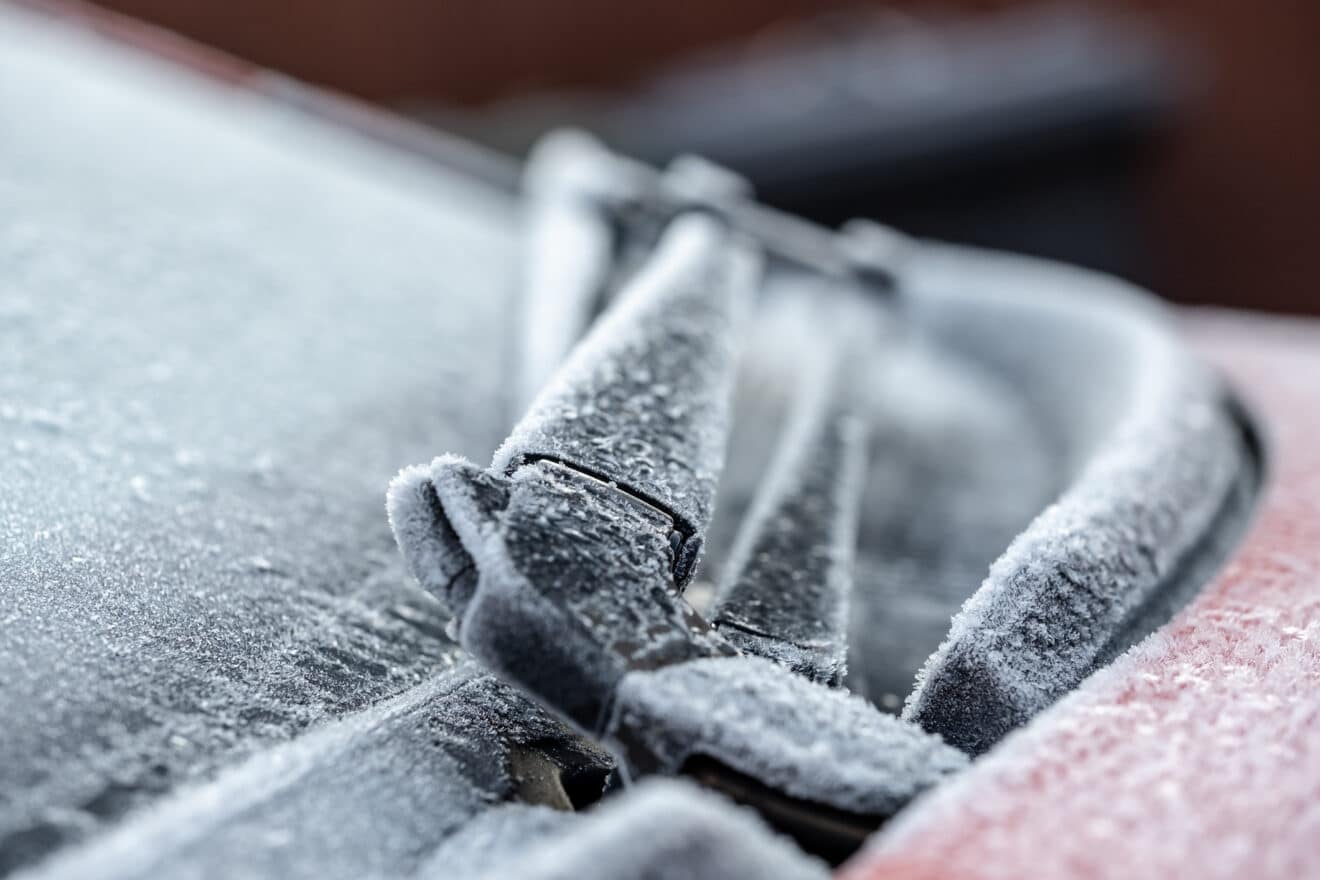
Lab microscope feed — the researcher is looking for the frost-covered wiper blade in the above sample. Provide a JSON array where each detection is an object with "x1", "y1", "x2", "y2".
[
  {"x1": 709, "y1": 309, "x2": 874, "y2": 688},
  {"x1": 392, "y1": 214, "x2": 753, "y2": 734},
  {"x1": 390, "y1": 172, "x2": 964, "y2": 861}
]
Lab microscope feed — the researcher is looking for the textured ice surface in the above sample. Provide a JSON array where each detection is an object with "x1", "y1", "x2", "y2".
[
  {"x1": 494, "y1": 214, "x2": 758, "y2": 533},
  {"x1": 0, "y1": 8, "x2": 515, "y2": 872},
  {"x1": 440, "y1": 456, "x2": 734, "y2": 733},
  {"x1": 470, "y1": 780, "x2": 831, "y2": 880},
  {"x1": 20, "y1": 664, "x2": 607, "y2": 880},
  {"x1": 610, "y1": 656, "x2": 968, "y2": 817}
]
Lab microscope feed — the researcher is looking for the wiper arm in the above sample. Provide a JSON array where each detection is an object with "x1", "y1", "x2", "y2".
[{"x1": 388, "y1": 138, "x2": 963, "y2": 865}]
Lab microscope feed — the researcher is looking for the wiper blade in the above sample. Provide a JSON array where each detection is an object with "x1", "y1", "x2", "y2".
[
  {"x1": 710, "y1": 311, "x2": 874, "y2": 688},
  {"x1": 393, "y1": 215, "x2": 752, "y2": 736},
  {"x1": 389, "y1": 146, "x2": 964, "y2": 862}
]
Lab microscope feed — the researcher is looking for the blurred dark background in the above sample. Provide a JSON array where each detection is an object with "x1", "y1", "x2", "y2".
[{"x1": 83, "y1": 0, "x2": 1320, "y2": 314}]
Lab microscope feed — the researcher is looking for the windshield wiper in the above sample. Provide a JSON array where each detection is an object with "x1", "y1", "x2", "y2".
[{"x1": 388, "y1": 137, "x2": 964, "y2": 864}]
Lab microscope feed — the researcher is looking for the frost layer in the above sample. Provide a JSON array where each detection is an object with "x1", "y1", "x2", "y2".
[
  {"x1": 610, "y1": 656, "x2": 968, "y2": 817},
  {"x1": 0, "y1": 7, "x2": 516, "y2": 871},
  {"x1": 494, "y1": 213, "x2": 758, "y2": 533}
]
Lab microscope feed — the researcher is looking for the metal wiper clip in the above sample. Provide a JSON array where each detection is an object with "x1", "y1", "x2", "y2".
[{"x1": 389, "y1": 134, "x2": 965, "y2": 863}]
